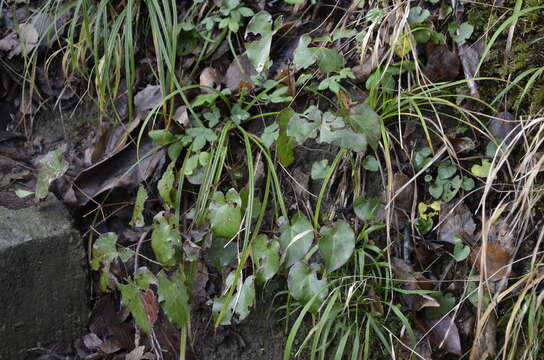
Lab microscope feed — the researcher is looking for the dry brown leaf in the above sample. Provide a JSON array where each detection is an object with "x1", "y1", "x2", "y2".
[
  {"x1": 439, "y1": 202, "x2": 476, "y2": 244},
  {"x1": 225, "y1": 53, "x2": 257, "y2": 91},
  {"x1": 419, "y1": 315, "x2": 462, "y2": 356},
  {"x1": 391, "y1": 257, "x2": 439, "y2": 312},
  {"x1": 173, "y1": 105, "x2": 189, "y2": 127},
  {"x1": 67, "y1": 136, "x2": 165, "y2": 206},
  {"x1": 139, "y1": 288, "x2": 159, "y2": 325},
  {"x1": 424, "y1": 43, "x2": 460, "y2": 83},
  {"x1": 471, "y1": 243, "x2": 510, "y2": 283},
  {"x1": 199, "y1": 66, "x2": 220, "y2": 93},
  {"x1": 471, "y1": 313, "x2": 497, "y2": 360},
  {"x1": 488, "y1": 111, "x2": 516, "y2": 140},
  {"x1": 134, "y1": 85, "x2": 162, "y2": 113}
]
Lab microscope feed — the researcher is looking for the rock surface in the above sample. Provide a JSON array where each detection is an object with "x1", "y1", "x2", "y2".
[{"x1": 0, "y1": 195, "x2": 87, "y2": 359}]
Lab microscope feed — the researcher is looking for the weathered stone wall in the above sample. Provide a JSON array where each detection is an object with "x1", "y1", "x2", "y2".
[{"x1": 0, "y1": 195, "x2": 88, "y2": 359}]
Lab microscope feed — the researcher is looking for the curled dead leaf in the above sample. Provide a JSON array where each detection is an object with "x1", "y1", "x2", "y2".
[
  {"x1": 391, "y1": 257, "x2": 439, "y2": 312},
  {"x1": 418, "y1": 314, "x2": 462, "y2": 356},
  {"x1": 439, "y1": 202, "x2": 476, "y2": 244}
]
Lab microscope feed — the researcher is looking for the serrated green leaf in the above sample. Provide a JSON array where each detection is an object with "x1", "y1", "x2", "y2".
[
  {"x1": 413, "y1": 147, "x2": 432, "y2": 171},
  {"x1": 461, "y1": 176, "x2": 475, "y2": 191},
  {"x1": 157, "y1": 271, "x2": 189, "y2": 329},
  {"x1": 15, "y1": 189, "x2": 33, "y2": 198},
  {"x1": 151, "y1": 213, "x2": 181, "y2": 267},
  {"x1": 287, "y1": 262, "x2": 328, "y2": 313},
  {"x1": 261, "y1": 123, "x2": 279, "y2": 148},
  {"x1": 424, "y1": 293, "x2": 456, "y2": 319},
  {"x1": 429, "y1": 182, "x2": 443, "y2": 198},
  {"x1": 312, "y1": 47, "x2": 344, "y2": 73},
  {"x1": 208, "y1": 189, "x2": 242, "y2": 238},
  {"x1": 35, "y1": 145, "x2": 68, "y2": 200},
  {"x1": 158, "y1": 161, "x2": 175, "y2": 206},
  {"x1": 408, "y1": 6, "x2": 430, "y2": 24},
  {"x1": 319, "y1": 221, "x2": 355, "y2": 272},
  {"x1": 91, "y1": 232, "x2": 118, "y2": 271},
  {"x1": 234, "y1": 275, "x2": 255, "y2": 320},
  {"x1": 252, "y1": 235, "x2": 280, "y2": 283},
  {"x1": 149, "y1": 129, "x2": 176, "y2": 145},
  {"x1": 279, "y1": 212, "x2": 314, "y2": 268},
  {"x1": 441, "y1": 175, "x2": 462, "y2": 203},
  {"x1": 353, "y1": 197, "x2": 379, "y2": 222},
  {"x1": 287, "y1": 114, "x2": 318, "y2": 144},
  {"x1": 293, "y1": 34, "x2": 316, "y2": 69},
  {"x1": 119, "y1": 281, "x2": 152, "y2": 333},
  {"x1": 130, "y1": 185, "x2": 148, "y2": 227}
]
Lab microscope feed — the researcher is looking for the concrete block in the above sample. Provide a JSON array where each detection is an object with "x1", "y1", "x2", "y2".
[{"x1": 0, "y1": 196, "x2": 88, "y2": 359}]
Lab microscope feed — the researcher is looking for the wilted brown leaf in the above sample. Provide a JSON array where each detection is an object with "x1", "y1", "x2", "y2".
[
  {"x1": 471, "y1": 243, "x2": 510, "y2": 284},
  {"x1": 471, "y1": 313, "x2": 497, "y2": 360},
  {"x1": 200, "y1": 66, "x2": 220, "y2": 93},
  {"x1": 458, "y1": 39, "x2": 485, "y2": 98},
  {"x1": 488, "y1": 111, "x2": 516, "y2": 140},
  {"x1": 439, "y1": 202, "x2": 476, "y2": 244},
  {"x1": 67, "y1": 136, "x2": 164, "y2": 206},
  {"x1": 139, "y1": 288, "x2": 159, "y2": 325},
  {"x1": 424, "y1": 43, "x2": 460, "y2": 83},
  {"x1": 396, "y1": 328, "x2": 432, "y2": 360},
  {"x1": 391, "y1": 257, "x2": 439, "y2": 312},
  {"x1": 134, "y1": 85, "x2": 162, "y2": 113},
  {"x1": 225, "y1": 53, "x2": 257, "y2": 91},
  {"x1": 418, "y1": 314, "x2": 462, "y2": 356}
]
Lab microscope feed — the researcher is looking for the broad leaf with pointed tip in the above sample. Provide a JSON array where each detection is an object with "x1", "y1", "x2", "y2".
[
  {"x1": 151, "y1": 212, "x2": 181, "y2": 267},
  {"x1": 35, "y1": 145, "x2": 68, "y2": 200},
  {"x1": 208, "y1": 189, "x2": 242, "y2": 238},
  {"x1": 319, "y1": 221, "x2": 355, "y2": 271},
  {"x1": 348, "y1": 103, "x2": 381, "y2": 150},
  {"x1": 287, "y1": 262, "x2": 328, "y2": 313},
  {"x1": 279, "y1": 212, "x2": 314, "y2": 268},
  {"x1": 293, "y1": 34, "x2": 316, "y2": 69},
  {"x1": 245, "y1": 11, "x2": 273, "y2": 73},
  {"x1": 157, "y1": 271, "x2": 189, "y2": 329},
  {"x1": 252, "y1": 235, "x2": 280, "y2": 283},
  {"x1": 120, "y1": 281, "x2": 152, "y2": 333},
  {"x1": 158, "y1": 161, "x2": 175, "y2": 206}
]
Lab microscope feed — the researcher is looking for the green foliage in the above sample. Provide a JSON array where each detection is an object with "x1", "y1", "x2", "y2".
[
  {"x1": 251, "y1": 235, "x2": 280, "y2": 283},
  {"x1": 130, "y1": 185, "x2": 148, "y2": 227},
  {"x1": 35, "y1": 145, "x2": 68, "y2": 200},
  {"x1": 207, "y1": 189, "x2": 243, "y2": 238},
  {"x1": 279, "y1": 212, "x2": 314, "y2": 268},
  {"x1": 311, "y1": 159, "x2": 329, "y2": 180},
  {"x1": 151, "y1": 212, "x2": 181, "y2": 267},
  {"x1": 208, "y1": 236, "x2": 237, "y2": 269},
  {"x1": 245, "y1": 11, "x2": 274, "y2": 73},
  {"x1": 157, "y1": 271, "x2": 190, "y2": 329},
  {"x1": 287, "y1": 262, "x2": 328, "y2": 313},
  {"x1": 319, "y1": 221, "x2": 355, "y2": 272},
  {"x1": 354, "y1": 197, "x2": 379, "y2": 222}
]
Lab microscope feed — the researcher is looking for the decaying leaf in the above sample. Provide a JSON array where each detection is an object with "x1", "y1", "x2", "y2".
[
  {"x1": 68, "y1": 136, "x2": 164, "y2": 206},
  {"x1": 439, "y1": 202, "x2": 476, "y2": 244},
  {"x1": 35, "y1": 144, "x2": 69, "y2": 200},
  {"x1": 391, "y1": 257, "x2": 439, "y2": 312},
  {"x1": 225, "y1": 53, "x2": 257, "y2": 91},
  {"x1": 418, "y1": 314, "x2": 462, "y2": 356},
  {"x1": 424, "y1": 42, "x2": 460, "y2": 82},
  {"x1": 199, "y1": 66, "x2": 220, "y2": 93},
  {"x1": 458, "y1": 39, "x2": 485, "y2": 98},
  {"x1": 134, "y1": 85, "x2": 162, "y2": 112},
  {"x1": 471, "y1": 313, "x2": 497, "y2": 360}
]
